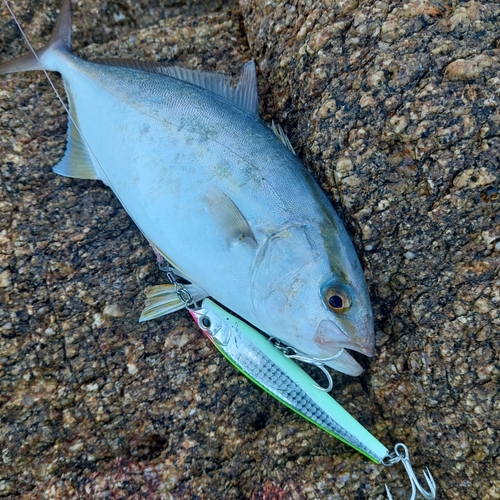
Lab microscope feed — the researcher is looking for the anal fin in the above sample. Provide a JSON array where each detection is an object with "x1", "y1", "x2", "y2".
[
  {"x1": 53, "y1": 86, "x2": 101, "y2": 181},
  {"x1": 53, "y1": 117, "x2": 97, "y2": 180}
]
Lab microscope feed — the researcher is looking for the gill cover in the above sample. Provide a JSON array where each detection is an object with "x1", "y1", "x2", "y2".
[{"x1": 251, "y1": 225, "x2": 318, "y2": 323}]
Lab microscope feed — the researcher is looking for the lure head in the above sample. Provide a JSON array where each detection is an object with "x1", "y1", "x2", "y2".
[
  {"x1": 250, "y1": 222, "x2": 374, "y2": 376},
  {"x1": 190, "y1": 308, "x2": 232, "y2": 346}
]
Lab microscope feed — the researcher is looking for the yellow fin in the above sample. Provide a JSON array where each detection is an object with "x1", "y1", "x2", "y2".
[{"x1": 139, "y1": 284, "x2": 208, "y2": 322}]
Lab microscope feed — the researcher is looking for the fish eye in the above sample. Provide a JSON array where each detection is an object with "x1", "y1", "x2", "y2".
[{"x1": 322, "y1": 283, "x2": 351, "y2": 313}]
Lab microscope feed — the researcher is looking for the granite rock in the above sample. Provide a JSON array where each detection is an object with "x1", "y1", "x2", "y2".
[{"x1": 0, "y1": 0, "x2": 499, "y2": 498}]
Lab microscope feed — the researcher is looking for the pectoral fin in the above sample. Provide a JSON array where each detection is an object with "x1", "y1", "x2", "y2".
[{"x1": 206, "y1": 185, "x2": 257, "y2": 247}]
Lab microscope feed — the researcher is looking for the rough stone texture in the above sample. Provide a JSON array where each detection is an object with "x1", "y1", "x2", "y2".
[{"x1": 0, "y1": 0, "x2": 499, "y2": 499}]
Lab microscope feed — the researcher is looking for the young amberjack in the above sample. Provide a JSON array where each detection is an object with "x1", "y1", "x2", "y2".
[{"x1": 0, "y1": 0, "x2": 375, "y2": 375}]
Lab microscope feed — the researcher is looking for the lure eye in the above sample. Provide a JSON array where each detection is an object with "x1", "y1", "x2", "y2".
[
  {"x1": 200, "y1": 316, "x2": 212, "y2": 330},
  {"x1": 323, "y1": 284, "x2": 351, "y2": 313}
]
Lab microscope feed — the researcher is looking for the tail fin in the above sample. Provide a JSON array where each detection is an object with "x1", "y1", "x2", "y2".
[{"x1": 0, "y1": 0, "x2": 72, "y2": 74}]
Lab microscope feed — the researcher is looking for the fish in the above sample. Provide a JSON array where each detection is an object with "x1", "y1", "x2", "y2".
[{"x1": 0, "y1": 0, "x2": 375, "y2": 376}]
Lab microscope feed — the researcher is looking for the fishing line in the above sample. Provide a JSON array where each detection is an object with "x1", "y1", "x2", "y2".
[
  {"x1": 2, "y1": 0, "x2": 136, "y2": 214},
  {"x1": 1, "y1": 0, "x2": 171, "y2": 258}
]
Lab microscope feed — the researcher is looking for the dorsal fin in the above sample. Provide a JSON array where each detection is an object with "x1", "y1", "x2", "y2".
[{"x1": 92, "y1": 58, "x2": 260, "y2": 116}]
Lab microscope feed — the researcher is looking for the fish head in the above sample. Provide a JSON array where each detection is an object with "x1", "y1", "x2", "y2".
[{"x1": 251, "y1": 223, "x2": 374, "y2": 376}]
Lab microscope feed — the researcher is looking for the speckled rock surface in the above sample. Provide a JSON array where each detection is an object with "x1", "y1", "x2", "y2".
[{"x1": 0, "y1": 0, "x2": 498, "y2": 499}]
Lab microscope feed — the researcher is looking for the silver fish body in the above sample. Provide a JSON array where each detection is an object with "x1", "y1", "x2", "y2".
[{"x1": 1, "y1": 0, "x2": 374, "y2": 375}]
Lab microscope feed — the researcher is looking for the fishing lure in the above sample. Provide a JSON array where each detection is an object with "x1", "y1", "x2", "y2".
[{"x1": 189, "y1": 298, "x2": 437, "y2": 500}]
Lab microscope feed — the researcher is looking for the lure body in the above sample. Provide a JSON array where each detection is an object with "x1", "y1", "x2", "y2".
[
  {"x1": 191, "y1": 298, "x2": 389, "y2": 463},
  {"x1": 190, "y1": 299, "x2": 437, "y2": 500}
]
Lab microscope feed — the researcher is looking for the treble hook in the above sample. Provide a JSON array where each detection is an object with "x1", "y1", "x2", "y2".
[
  {"x1": 383, "y1": 443, "x2": 437, "y2": 500},
  {"x1": 285, "y1": 350, "x2": 345, "y2": 393}
]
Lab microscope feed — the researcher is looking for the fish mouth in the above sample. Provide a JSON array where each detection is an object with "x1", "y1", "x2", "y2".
[
  {"x1": 313, "y1": 319, "x2": 375, "y2": 356},
  {"x1": 322, "y1": 349, "x2": 364, "y2": 376},
  {"x1": 312, "y1": 319, "x2": 375, "y2": 376}
]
